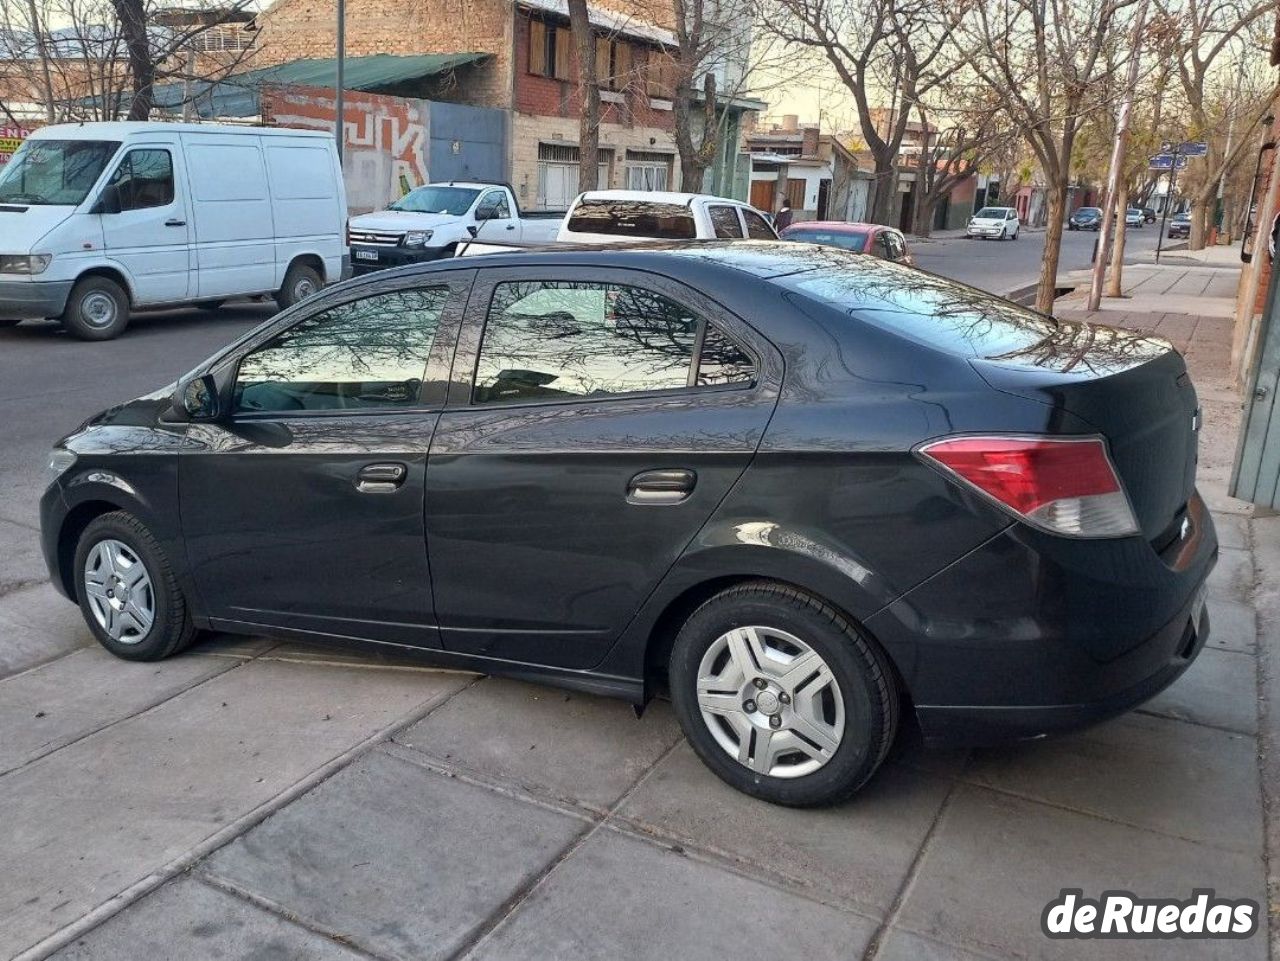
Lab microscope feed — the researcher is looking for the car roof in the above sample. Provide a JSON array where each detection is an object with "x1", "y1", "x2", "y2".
[
  {"x1": 783, "y1": 221, "x2": 880, "y2": 235},
  {"x1": 29, "y1": 122, "x2": 329, "y2": 141},
  {"x1": 575, "y1": 190, "x2": 744, "y2": 206}
]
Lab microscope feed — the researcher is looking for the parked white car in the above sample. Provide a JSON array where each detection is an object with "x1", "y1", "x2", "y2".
[
  {"x1": 0, "y1": 122, "x2": 347, "y2": 340},
  {"x1": 966, "y1": 206, "x2": 1021, "y2": 240},
  {"x1": 347, "y1": 183, "x2": 562, "y2": 272},
  {"x1": 557, "y1": 190, "x2": 778, "y2": 243},
  {"x1": 1125, "y1": 208, "x2": 1145, "y2": 228}
]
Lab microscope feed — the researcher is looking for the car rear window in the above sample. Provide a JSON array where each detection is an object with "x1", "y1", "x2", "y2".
[
  {"x1": 784, "y1": 259, "x2": 1058, "y2": 359},
  {"x1": 785, "y1": 229, "x2": 867, "y2": 252},
  {"x1": 566, "y1": 199, "x2": 697, "y2": 239}
]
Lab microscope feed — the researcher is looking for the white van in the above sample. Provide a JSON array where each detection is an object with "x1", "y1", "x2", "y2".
[{"x1": 0, "y1": 122, "x2": 347, "y2": 340}]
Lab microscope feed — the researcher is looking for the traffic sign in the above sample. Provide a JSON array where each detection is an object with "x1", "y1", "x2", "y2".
[
  {"x1": 1149, "y1": 154, "x2": 1189, "y2": 170},
  {"x1": 1158, "y1": 140, "x2": 1208, "y2": 157}
]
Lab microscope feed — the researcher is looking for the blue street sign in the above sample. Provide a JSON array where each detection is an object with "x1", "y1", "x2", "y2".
[
  {"x1": 1149, "y1": 154, "x2": 1189, "y2": 170},
  {"x1": 1158, "y1": 140, "x2": 1208, "y2": 157}
]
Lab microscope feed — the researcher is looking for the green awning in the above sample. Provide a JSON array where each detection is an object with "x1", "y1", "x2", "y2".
[{"x1": 235, "y1": 52, "x2": 490, "y2": 92}]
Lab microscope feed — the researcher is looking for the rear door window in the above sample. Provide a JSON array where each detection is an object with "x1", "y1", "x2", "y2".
[
  {"x1": 742, "y1": 209, "x2": 778, "y2": 239},
  {"x1": 709, "y1": 204, "x2": 745, "y2": 239},
  {"x1": 565, "y1": 199, "x2": 696, "y2": 239}
]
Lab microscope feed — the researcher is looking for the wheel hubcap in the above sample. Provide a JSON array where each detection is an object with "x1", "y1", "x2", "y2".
[
  {"x1": 295, "y1": 277, "x2": 316, "y2": 300},
  {"x1": 81, "y1": 292, "x2": 117, "y2": 327},
  {"x1": 83, "y1": 539, "x2": 155, "y2": 644},
  {"x1": 696, "y1": 626, "x2": 845, "y2": 779}
]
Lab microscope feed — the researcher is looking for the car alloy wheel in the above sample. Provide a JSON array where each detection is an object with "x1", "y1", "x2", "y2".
[
  {"x1": 695, "y1": 625, "x2": 844, "y2": 778},
  {"x1": 83, "y1": 538, "x2": 155, "y2": 643}
]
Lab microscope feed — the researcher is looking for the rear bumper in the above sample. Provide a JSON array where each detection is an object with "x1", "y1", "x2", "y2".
[
  {"x1": 350, "y1": 244, "x2": 449, "y2": 275},
  {"x1": 867, "y1": 491, "x2": 1218, "y2": 745},
  {"x1": 0, "y1": 278, "x2": 74, "y2": 319}
]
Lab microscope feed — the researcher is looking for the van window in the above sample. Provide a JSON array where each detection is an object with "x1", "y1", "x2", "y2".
[
  {"x1": 234, "y1": 288, "x2": 450, "y2": 413},
  {"x1": 709, "y1": 205, "x2": 745, "y2": 239},
  {"x1": 565, "y1": 200, "x2": 696, "y2": 239},
  {"x1": 106, "y1": 149, "x2": 174, "y2": 210},
  {"x1": 0, "y1": 139, "x2": 120, "y2": 206}
]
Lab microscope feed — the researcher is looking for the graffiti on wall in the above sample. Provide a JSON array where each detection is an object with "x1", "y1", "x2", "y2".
[
  {"x1": 0, "y1": 126, "x2": 34, "y2": 166},
  {"x1": 262, "y1": 85, "x2": 429, "y2": 213}
]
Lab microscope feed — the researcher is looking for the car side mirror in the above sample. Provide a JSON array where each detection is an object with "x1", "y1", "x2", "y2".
[
  {"x1": 92, "y1": 185, "x2": 121, "y2": 215},
  {"x1": 172, "y1": 373, "x2": 220, "y2": 422}
]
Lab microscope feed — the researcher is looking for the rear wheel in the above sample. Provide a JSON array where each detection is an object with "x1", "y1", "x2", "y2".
[
  {"x1": 73, "y1": 511, "x2": 198, "y2": 661},
  {"x1": 62, "y1": 276, "x2": 129, "y2": 340},
  {"x1": 669, "y1": 581, "x2": 899, "y2": 807},
  {"x1": 275, "y1": 262, "x2": 322, "y2": 311}
]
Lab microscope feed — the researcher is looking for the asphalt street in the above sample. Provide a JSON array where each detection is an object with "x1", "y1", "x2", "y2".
[{"x1": 0, "y1": 224, "x2": 1169, "y2": 597}]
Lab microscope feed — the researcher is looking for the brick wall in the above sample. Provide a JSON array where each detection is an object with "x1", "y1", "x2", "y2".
[
  {"x1": 252, "y1": 0, "x2": 513, "y2": 108},
  {"x1": 1254, "y1": 112, "x2": 1280, "y2": 315}
]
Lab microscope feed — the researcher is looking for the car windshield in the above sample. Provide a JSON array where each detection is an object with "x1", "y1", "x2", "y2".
[
  {"x1": 1173, "y1": 212, "x2": 1191, "y2": 221},
  {"x1": 1076, "y1": 208, "x2": 1100, "y2": 216},
  {"x1": 784, "y1": 229, "x2": 868, "y2": 252},
  {"x1": 566, "y1": 200, "x2": 697, "y2": 239},
  {"x1": 974, "y1": 208, "x2": 1008, "y2": 219},
  {"x1": 389, "y1": 186, "x2": 481, "y2": 215},
  {"x1": 784, "y1": 255, "x2": 1060, "y2": 360},
  {"x1": 0, "y1": 139, "x2": 120, "y2": 205}
]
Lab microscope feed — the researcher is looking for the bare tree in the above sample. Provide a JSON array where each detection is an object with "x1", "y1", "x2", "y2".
[
  {"x1": 957, "y1": 0, "x2": 1140, "y2": 313},
  {"x1": 764, "y1": 0, "x2": 965, "y2": 225}
]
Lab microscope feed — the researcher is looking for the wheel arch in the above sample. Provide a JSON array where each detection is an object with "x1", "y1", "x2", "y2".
[
  {"x1": 72, "y1": 265, "x2": 135, "y2": 306},
  {"x1": 55, "y1": 498, "x2": 125, "y2": 598},
  {"x1": 284, "y1": 252, "x2": 328, "y2": 283}
]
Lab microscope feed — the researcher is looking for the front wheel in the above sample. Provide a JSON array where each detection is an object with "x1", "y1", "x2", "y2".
[
  {"x1": 62, "y1": 276, "x2": 129, "y2": 340},
  {"x1": 74, "y1": 511, "x2": 198, "y2": 661},
  {"x1": 669, "y1": 581, "x2": 899, "y2": 807}
]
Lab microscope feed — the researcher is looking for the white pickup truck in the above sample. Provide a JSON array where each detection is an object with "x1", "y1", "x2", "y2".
[
  {"x1": 459, "y1": 190, "x2": 778, "y2": 256},
  {"x1": 347, "y1": 182, "x2": 562, "y2": 274}
]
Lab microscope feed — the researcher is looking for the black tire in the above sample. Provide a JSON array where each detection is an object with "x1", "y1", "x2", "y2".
[
  {"x1": 275, "y1": 262, "x2": 323, "y2": 310},
  {"x1": 73, "y1": 511, "x2": 198, "y2": 661},
  {"x1": 62, "y1": 276, "x2": 129, "y2": 340},
  {"x1": 669, "y1": 581, "x2": 899, "y2": 807},
  {"x1": 196, "y1": 299, "x2": 225, "y2": 311}
]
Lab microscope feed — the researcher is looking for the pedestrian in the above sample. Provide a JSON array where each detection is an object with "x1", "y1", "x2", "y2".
[{"x1": 775, "y1": 198, "x2": 794, "y2": 231}]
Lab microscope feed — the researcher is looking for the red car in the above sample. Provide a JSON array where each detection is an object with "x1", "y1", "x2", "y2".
[{"x1": 780, "y1": 221, "x2": 914, "y2": 265}]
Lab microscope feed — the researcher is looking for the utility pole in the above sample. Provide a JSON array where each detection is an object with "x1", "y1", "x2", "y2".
[
  {"x1": 335, "y1": 0, "x2": 346, "y2": 161},
  {"x1": 1087, "y1": 0, "x2": 1150, "y2": 311},
  {"x1": 1154, "y1": 147, "x2": 1182, "y2": 266}
]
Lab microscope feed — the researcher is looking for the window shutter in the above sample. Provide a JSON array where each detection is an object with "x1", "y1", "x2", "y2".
[
  {"x1": 614, "y1": 42, "x2": 631, "y2": 91},
  {"x1": 596, "y1": 37, "x2": 611, "y2": 88},
  {"x1": 554, "y1": 26, "x2": 573, "y2": 80},
  {"x1": 529, "y1": 19, "x2": 547, "y2": 76}
]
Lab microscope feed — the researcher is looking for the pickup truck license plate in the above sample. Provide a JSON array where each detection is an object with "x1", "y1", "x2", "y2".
[{"x1": 354, "y1": 249, "x2": 379, "y2": 262}]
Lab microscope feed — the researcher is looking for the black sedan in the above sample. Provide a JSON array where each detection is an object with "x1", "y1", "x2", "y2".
[
  {"x1": 1168, "y1": 211, "x2": 1192, "y2": 239},
  {"x1": 40, "y1": 243, "x2": 1216, "y2": 807},
  {"x1": 1069, "y1": 206, "x2": 1102, "y2": 230}
]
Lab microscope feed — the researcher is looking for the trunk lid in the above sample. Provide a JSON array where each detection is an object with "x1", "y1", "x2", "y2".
[{"x1": 970, "y1": 321, "x2": 1199, "y2": 542}]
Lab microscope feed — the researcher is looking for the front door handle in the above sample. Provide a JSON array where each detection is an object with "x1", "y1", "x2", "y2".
[
  {"x1": 627, "y1": 469, "x2": 696, "y2": 505},
  {"x1": 164, "y1": 218, "x2": 186, "y2": 227},
  {"x1": 356, "y1": 462, "x2": 407, "y2": 493}
]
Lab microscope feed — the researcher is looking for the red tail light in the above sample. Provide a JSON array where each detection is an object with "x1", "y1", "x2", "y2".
[{"x1": 918, "y1": 436, "x2": 1138, "y2": 538}]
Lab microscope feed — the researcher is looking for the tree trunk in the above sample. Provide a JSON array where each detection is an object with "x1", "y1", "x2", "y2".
[
  {"x1": 1105, "y1": 181, "x2": 1128, "y2": 298},
  {"x1": 567, "y1": 0, "x2": 599, "y2": 192},
  {"x1": 25, "y1": 0, "x2": 56, "y2": 121},
  {"x1": 1035, "y1": 181, "x2": 1068, "y2": 314},
  {"x1": 912, "y1": 191, "x2": 935, "y2": 238},
  {"x1": 112, "y1": 0, "x2": 155, "y2": 121},
  {"x1": 869, "y1": 152, "x2": 896, "y2": 226}
]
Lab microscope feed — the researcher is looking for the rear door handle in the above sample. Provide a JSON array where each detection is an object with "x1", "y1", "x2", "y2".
[
  {"x1": 164, "y1": 218, "x2": 186, "y2": 227},
  {"x1": 356, "y1": 462, "x2": 407, "y2": 493},
  {"x1": 627, "y1": 469, "x2": 696, "y2": 505}
]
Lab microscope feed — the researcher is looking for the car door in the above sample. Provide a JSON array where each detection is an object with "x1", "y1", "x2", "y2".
[
  {"x1": 426, "y1": 265, "x2": 783, "y2": 670},
  {"x1": 179, "y1": 272, "x2": 472, "y2": 647},
  {"x1": 96, "y1": 142, "x2": 192, "y2": 304},
  {"x1": 475, "y1": 188, "x2": 518, "y2": 242}
]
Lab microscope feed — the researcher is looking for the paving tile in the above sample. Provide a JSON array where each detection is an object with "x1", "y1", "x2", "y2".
[
  {"x1": 875, "y1": 928, "x2": 1003, "y2": 961},
  {"x1": 966, "y1": 712, "x2": 1260, "y2": 852},
  {"x1": 470, "y1": 828, "x2": 876, "y2": 961},
  {"x1": 396, "y1": 678, "x2": 682, "y2": 810},
  {"x1": 1205, "y1": 597, "x2": 1257, "y2": 654},
  {"x1": 0, "y1": 581, "x2": 93, "y2": 679},
  {"x1": 1207, "y1": 547, "x2": 1253, "y2": 602},
  {"x1": 0, "y1": 658, "x2": 469, "y2": 960},
  {"x1": 0, "y1": 647, "x2": 234, "y2": 774},
  {"x1": 49, "y1": 877, "x2": 367, "y2": 961},
  {"x1": 0, "y1": 516, "x2": 47, "y2": 594},
  {"x1": 616, "y1": 739, "x2": 951, "y2": 916},
  {"x1": 203, "y1": 749, "x2": 586, "y2": 961},
  {"x1": 1141, "y1": 646, "x2": 1257, "y2": 735},
  {"x1": 896, "y1": 785, "x2": 1266, "y2": 960}
]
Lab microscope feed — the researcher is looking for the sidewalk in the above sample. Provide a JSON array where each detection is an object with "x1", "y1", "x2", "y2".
[{"x1": 0, "y1": 266, "x2": 1274, "y2": 961}]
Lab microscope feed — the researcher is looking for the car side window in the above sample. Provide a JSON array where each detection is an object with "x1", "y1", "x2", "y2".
[
  {"x1": 473, "y1": 280, "x2": 754, "y2": 404},
  {"x1": 886, "y1": 232, "x2": 906, "y2": 260},
  {"x1": 742, "y1": 209, "x2": 777, "y2": 239},
  {"x1": 234, "y1": 287, "x2": 450, "y2": 414},
  {"x1": 479, "y1": 190, "x2": 511, "y2": 218},
  {"x1": 709, "y1": 204, "x2": 745, "y2": 239},
  {"x1": 107, "y1": 149, "x2": 174, "y2": 210},
  {"x1": 875, "y1": 233, "x2": 893, "y2": 260}
]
